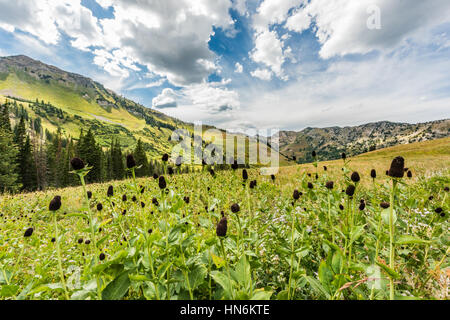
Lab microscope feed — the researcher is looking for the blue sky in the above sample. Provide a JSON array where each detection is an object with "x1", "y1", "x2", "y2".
[{"x1": 0, "y1": 0, "x2": 449, "y2": 131}]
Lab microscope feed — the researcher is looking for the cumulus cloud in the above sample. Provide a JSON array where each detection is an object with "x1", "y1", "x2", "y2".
[
  {"x1": 235, "y1": 62, "x2": 243, "y2": 73},
  {"x1": 152, "y1": 88, "x2": 178, "y2": 109},
  {"x1": 250, "y1": 30, "x2": 286, "y2": 78},
  {"x1": 250, "y1": 68, "x2": 272, "y2": 81}
]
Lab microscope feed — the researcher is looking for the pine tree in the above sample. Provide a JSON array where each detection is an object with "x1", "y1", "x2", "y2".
[
  {"x1": 0, "y1": 105, "x2": 20, "y2": 192},
  {"x1": 133, "y1": 139, "x2": 149, "y2": 177},
  {"x1": 19, "y1": 135, "x2": 37, "y2": 191}
]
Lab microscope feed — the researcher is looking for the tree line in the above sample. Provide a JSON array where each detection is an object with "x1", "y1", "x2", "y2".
[{"x1": 0, "y1": 102, "x2": 191, "y2": 193}]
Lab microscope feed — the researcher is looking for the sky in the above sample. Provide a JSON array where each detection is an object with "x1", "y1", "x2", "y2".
[{"x1": 0, "y1": 0, "x2": 449, "y2": 132}]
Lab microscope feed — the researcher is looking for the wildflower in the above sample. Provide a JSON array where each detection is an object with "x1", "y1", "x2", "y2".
[
  {"x1": 326, "y1": 181, "x2": 334, "y2": 190},
  {"x1": 271, "y1": 174, "x2": 275, "y2": 181},
  {"x1": 435, "y1": 208, "x2": 443, "y2": 214},
  {"x1": 78, "y1": 238, "x2": 83, "y2": 244},
  {"x1": 107, "y1": 185, "x2": 114, "y2": 197},
  {"x1": 122, "y1": 210, "x2": 126, "y2": 215},
  {"x1": 351, "y1": 172, "x2": 360, "y2": 183},
  {"x1": 209, "y1": 169, "x2": 215, "y2": 177},
  {"x1": 132, "y1": 196, "x2": 137, "y2": 202},
  {"x1": 24, "y1": 227, "x2": 34, "y2": 237},
  {"x1": 168, "y1": 167, "x2": 174, "y2": 175},
  {"x1": 51, "y1": 238, "x2": 56, "y2": 243},
  {"x1": 242, "y1": 169, "x2": 248, "y2": 181},
  {"x1": 345, "y1": 185, "x2": 356, "y2": 197},
  {"x1": 440, "y1": 212, "x2": 446, "y2": 218},
  {"x1": 85, "y1": 240, "x2": 91, "y2": 245},
  {"x1": 388, "y1": 156, "x2": 405, "y2": 178},
  {"x1": 380, "y1": 202, "x2": 390, "y2": 209},
  {"x1": 141, "y1": 202, "x2": 145, "y2": 208},
  {"x1": 444, "y1": 187, "x2": 449, "y2": 192},
  {"x1": 97, "y1": 203, "x2": 103, "y2": 211},
  {"x1": 49, "y1": 196, "x2": 62, "y2": 211},
  {"x1": 159, "y1": 176, "x2": 167, "y2": 189},
  {"x1": 122, "y1": 194, "x2": 127, "y2": 202},
  {"x1": 148, "y1": 229, "x2": 153, "y2": 234},
  {"x1": 162, "y1": 154, "x2": 169, "y2": 162},
  {"x1": 407, "y1": 170, "x2": 412, "y2": 178},
  {"x1": 428, "y1": 196, "x2": 434, "y2": 201},
  {"x1": 183, "y1": 196, "x2": 190, "y2": 204},
  {"x1": 312, "y1": 150, "x2": 316, "y2": 158},
  {"x1": 370, "y1": 169, "x2": 376, "y2": 179},
  {"x1": 87, "y1": 191, "x2": 92, "y2": 199},
  {"x1": 339, "y1": 204, "x2": 344, "y2": 210},
  {"x1": 323, "y1": 166, "x2": 327, "y2": 171},
  {"x1": 216, "y1": 217, "x2": 228, "y2": 237},
  {"x1": 293, "y1": 189, "x2": 300, "y2": 200},
  {"x1": 231, "y1": 203, "x2": 240, "y2": 213},
  {"x1": 152, "y1": 198, "x2": 159, "y2": 206},
  {"x1": 341, "y1": 153, "x2": 346, "y2": 160},
  {"x1": 153, "y1": 173, "x2": 159, "y2": 179},
  {"x1": 70, "y1": 157, "x2": 85, "y2": 170},
  {"x1": 307, "y1": 182, "x2": 313, "y2": 189},
  {"x1": 99, "y1": 253, "x2": 106, "y2": 261},
  {"x1": 250, "y1": 180, "x2": 257, "y2": 189},
  {"x1": 359, "y1": 202, "x2": 366, "y2": 210},
  {"x1": 231, "y1": 160, "x2": 238, "y2": 170},
  {"x1": 126, "y1": 154, "x2": 136, "y2": 169}
]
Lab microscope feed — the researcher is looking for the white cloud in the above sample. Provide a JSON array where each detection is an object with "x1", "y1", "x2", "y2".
[
  {"x1": 288, "y1": 0, "x2": 450, "y2": 58},
  {"x1": 233, "y1": 0, "x2": 248, "y2": 16},
  {"x1": 250, "y1": 68, "x2": 273, "y2": 81},
  {"x1": 250, "y1": 30, "x2": 286, "y2": 78},
  {"x1": 253, "y1": 0, "x2": 300, "y2": 33},
  {"x1": 235, "y1": 62, "x2": 243, "y2": 73},
  {"x1": 152, "y1": 88, "x2": 178, "y2": 109}
]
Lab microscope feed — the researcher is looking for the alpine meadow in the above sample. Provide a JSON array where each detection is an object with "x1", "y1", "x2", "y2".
[{"x1": 0, "y1": 0, "x2": 449, "y2": 303}]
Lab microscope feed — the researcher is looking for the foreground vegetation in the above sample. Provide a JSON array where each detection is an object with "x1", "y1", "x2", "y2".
[{"x1": 0, "y1": 140, "x2": 449, "y2": 300}]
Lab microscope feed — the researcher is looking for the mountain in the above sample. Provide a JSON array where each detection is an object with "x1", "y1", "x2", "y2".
[
  {"x1": 0, "y1": 55, "x2": 280, "y2": 164},
  {"x1": 273, "y1": 120, "x2": 450, "y2": 163}
]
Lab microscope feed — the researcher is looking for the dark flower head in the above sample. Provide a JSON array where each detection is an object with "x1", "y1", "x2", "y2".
[
  {"x1": 307, "y1": 173, "x2": 311, "y2": 177},
  {"x1": 159, "y1": 176, "x2": 167, "y2": 189},
  {"x1": 341, "y1": 153, "x2": 346, "y2": 160},
  {"x1": 141, "y1": 202, "x2": 145, "y2": 208},
  {"x1": 440, "y1": 212, "x2": 446, "y2": 218},
  {"x1": 444, "y1": 186, "x2": 449, "y2": 192},
  {"x1": 351, "y1": 172, "x2": 360, "y2": 183},
  {"x1": 359, "y1": 202, "x2": 366, "y2": 211},
  {"x1": 250, "y1": 180, "x2": 257, "y2": 189},
  {"x1": 370, "y1": 169, "x2": 377, "y2": 179},
  {"x1": 132, "y1": 196, "x2": 137, "y2": 202},
  {"x1": 107, "y1": 185, "x2": 114, "y2": 197},
  {"x1": 183, "y1": 196, "x2": 190, "y2": 204},
  {"x1": 271, "y1": 174, "x2": 275, "y2": 181},
  {"x1": 122, "y1": 210, "x2": 126, "y2": 216},
  {"x1": 168, "y1": 167, "x2": 174, "y2": 175},
  {"x1": 231, "y1": 160, "x2": 238, "y2": 170},
  {"x1": 404, "y1": 168, "x2": 409, "y2": 172},
  {"x1": 126, "y1": 154, "x2": 136, "y2": 169},
  {"x1": 122, "y1": 194, "x2": 127, "y2": 202},
  {"x1": 152, "y1": 198, "x2": 159, "y2": 206},
  {"x1": 428, "y1": 196, "x2": 434, "y2": 201},
  {"x1": 162, "y1": 154, "x2": 169, "y2": 162},
  {"x1": 307, "y1": 182, "x2": 314, "y2": 189},
  {"x1": 386, "y1": 170, "x2": 389, "y2": 175},
  {"x1": 153, "y1": 173, "x2": 159, "y2": 180},
  {"x1": 24, "y1": 227, "x2": 34, "y2": 237},
  {"x1": 380, "y1": 202, "x2": 390, "y2": 209},
  {"x1": 323, "y1": 166, "x2": 327, "y2": 171},
  {"x1": 140, "y1": 186, "x2": 145, "y2": 194},
  {"x1": 78, "y1": 238, "x2": 83, "y2": 244},
  {"x1": 339, "y1": 204, "x2": 344, "y2": 211},
  {"x1": 85, "y1": 240, "x2": 91, "y2": 245},
  {"x1": 209, "y1": 169, "x2": 215, "y2": 177},
  {"x1": 99, "y1": 253, "x2": 106, "y2": 261},
  {"x1": 407, "y1": 170, "x2": 412, "y2": 178},
  {"x1": 49, "y1": 196, "x2": 62, "y2": 211},
  {"x1": 345, "y1": 185, "x2": 356, "y2": 197},
  {"x1": 242, "y1": 169, "x2": 248, "y2": 181},
  {"x1": 435, "y1": 207, "x2": 443, "y2": 214},
  {"x1": 312, "y1": 150, "x2": 316, "y2": 158},
  {"x1": 148, "y1": 229, "x2": 153, "y2": 234},
  {"x1": 70, "y1": 157, "x2": 85, "y2": 170},
  {"x1": 326, "y1": 181, "x2": 334, "y2": 190},
  {"x1": 51, "y1": 237, "x2": 56, "y2": 243},
  {"x1": 231, "y1": 203, "x2": 240, "y2": 213},
  {"x1": 216, "y1": 217, "x2": 228, "y2": 237},
  {"x1": 87, "y1": 191, "x2": 92, "y2": 199},
  {"x1": 293, "y1": 189, "x2": 300, "y2": 200},
  {"x1": 388, "y1": 156, "x2": 405, "y2": 178},
  {"x1": 97, "y1": 203, "x2": 103, "y2": 211}
]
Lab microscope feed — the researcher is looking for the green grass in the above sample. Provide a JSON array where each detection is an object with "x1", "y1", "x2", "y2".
[{"x1": 0, "y1": 139, "x2": 448, "y2": 300}]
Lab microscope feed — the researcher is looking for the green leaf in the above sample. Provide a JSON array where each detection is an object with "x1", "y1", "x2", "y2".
[
  {"x1": 395, "y1": 235, "x2": 431, "y2": 245},
  {"x1": 250, "y1": 289, "x2": 273, "y2": 300},
  {"x1": 0, "y1": 285, "x2": 19, "y2": 297},
  {"x1": 17, "y1": 281, "x2": 34, "y2": 300},
  {"x1": 211, "y1": 253, "x2": 225, "y2": 269},
  {"x1": 318, "y1": 261, "x2": 333, "y2": 293},
  {"x1": 382, "y1": 209, "x2": 397, "y2": 225},
  {"x1": 276, "y1": 289, "x2": 289, "y2": 300},
  {"x1": 304, "y1": 276, "x2": 331, "y2": 299},
  {"x1": 102, "y1": 271, "x2": 131, "y2": 300},
  {"x1": 211, "y1": 271, "x2": 234, "y2": 299},
  {"x1": 376, "y1": 261, "x2": 401, "y2": 280}
]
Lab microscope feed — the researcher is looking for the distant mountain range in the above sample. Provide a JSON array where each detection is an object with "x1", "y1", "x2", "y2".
[
  {"x1": 272, "y1": 119, "x2": 449, "y2": 163},
  {"x1": 0, "y1": 55, "x2": 448, "y2": 164}
]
